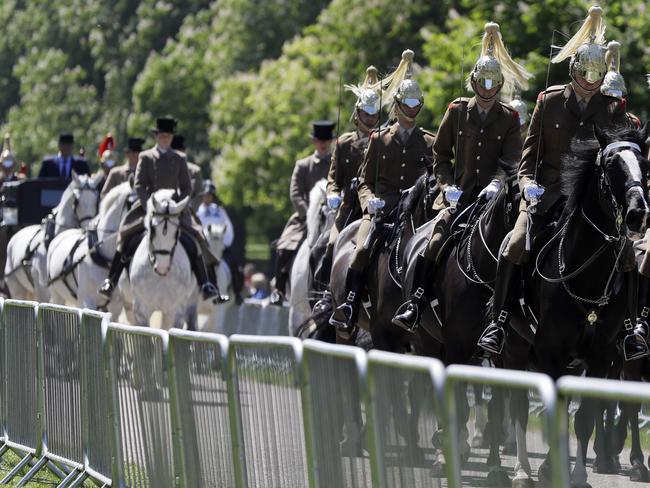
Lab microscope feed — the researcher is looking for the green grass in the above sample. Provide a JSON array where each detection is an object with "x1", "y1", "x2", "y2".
[{"x1": 0, "y1": 450, "x2": 95, "y2": 487}]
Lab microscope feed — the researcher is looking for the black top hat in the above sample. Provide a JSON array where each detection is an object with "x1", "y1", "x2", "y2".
[
  {"x1": 126, "y1": 137, "x2": 145, "y2": 152},
  {"x1": 153, "y1": 117, "x2": 177, "y2": 134},
  {"x1": 58, "y1": 133, "x2": 74, "y2": 144},
  {"x1": 310, "y1": 120, "x2": 336, "y2": 140},
  {"x1": 170, "y1": 134, "x2": 186, "y2": 151}
]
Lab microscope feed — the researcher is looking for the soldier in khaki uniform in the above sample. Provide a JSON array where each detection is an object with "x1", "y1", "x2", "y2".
[
  {"x1": 311, "y1": 66, "x2": 380, "y2": 309},
  {"x1": 269, "y1": 121, "x2": 336, "y2": 305},
  {"x1": 330, "y1": 50, "x2": 435, "y2": 331},
  {"x1": 99, "y1": 117, "x2": 225, "y2": 302},
  {"x1": 100, "y1": 137, "x2": 145, "y2": 199},
  {"x1": 477, "y1": 7, "x2": 639, "y2": 357},
  {"x1": 392, "y1": 23, "x2": 530, "y2": 332}
]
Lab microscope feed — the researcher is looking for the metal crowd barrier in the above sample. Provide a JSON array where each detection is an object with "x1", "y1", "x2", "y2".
[
  {"x1": 215, "y1": 299, "x2": 291, "y2": 336},
  {"x1": 105, "y1": 323, "x2": 176, "y2": 488},
  {"x1": 366, "y1": 350, "x2": 448, "y2": 488},
  {"x1": 4, "y1": 298, "x2": 647, "y2": 488},
  {"x1": 0, "y1": 299, "x2": 45, "y2": 485},
  {"x1": 228, "y1": 335, "x2": 308, "y2": 488},
  {"x1": 168, "y1": 329, "x2": 238, "y2": 488},
  {"x1": 80, "y1": 309, "x2": 113, "y2": 486}
]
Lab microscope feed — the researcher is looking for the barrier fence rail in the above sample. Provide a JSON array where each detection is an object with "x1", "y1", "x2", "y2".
[{"x1": 0, "y1": 297, "x2": 648, "y2": 487}]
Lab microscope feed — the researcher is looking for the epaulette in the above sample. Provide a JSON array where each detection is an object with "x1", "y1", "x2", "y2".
[
  {"x1": 419, "y1": 128, "x2": 436, "y2": 138},
  {"x1": 499, "y1": 102, "x2": 521, "y2": 120},
  {"x1": 448, "y1": 97, "x2": 470, "y2": 110},
  {"x1": 337, "y1": 131, "x2": 356, "y2": 143},
  {"x1": 537, "y1": 85, "x2": 566, "y2": 102}
]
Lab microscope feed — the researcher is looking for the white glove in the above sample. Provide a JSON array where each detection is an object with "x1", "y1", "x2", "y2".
[
  {"x1": 327, "y1": 194, "x2": 342, "y2": 210},
  {"x1": 368, "y1": 197, "x2": 385, "y2": 215},
  {"x1": 523, "y1": 183, "x2": 545, "y2": 203},
  {"x1": 444, "y1": 185, "x2": 463, "y2": 206},
  {"x1": 478, "y1": 179, "x2": 501, "y2": 201}
]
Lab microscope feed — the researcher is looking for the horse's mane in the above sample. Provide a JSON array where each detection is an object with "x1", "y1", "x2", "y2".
[
  {"x1": 400, "y1": 174, "x2": 427, "y2": 216},
  {"x1": 561, "y1": 125, "x2": 648, "y2": 219},
  {"x1": 99, "y1": 181, "x2": 131, "y2": 216},
  {"x1": 306, "y1": 179, "x2": 327, "y2": 242}
]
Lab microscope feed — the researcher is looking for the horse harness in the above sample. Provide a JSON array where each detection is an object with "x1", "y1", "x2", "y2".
[
  {"x1": 534, "y1": 141, "x2": 644, "y2": 326},
  {"x1": 147, "y1": 202, "x2": 181, "y2": 274}
]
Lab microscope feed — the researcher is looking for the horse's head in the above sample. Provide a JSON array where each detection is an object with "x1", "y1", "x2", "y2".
[
  {"x1": 145, "y1": 189, "x2": 188, "y2": 276},
  {"x1": 595, "y1": 124, "x2": 649, "y2": 238},
  {"x1": 204, "y1": 223, "x2": 227, "y2": 260},
  {"x1": 67, "y1": 171, "x2": 102, "y2": 229}
]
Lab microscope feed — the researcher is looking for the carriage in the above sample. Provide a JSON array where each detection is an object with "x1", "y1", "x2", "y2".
[{"x1": 1, "y1": 178, "x2": 70, "y2": 228}]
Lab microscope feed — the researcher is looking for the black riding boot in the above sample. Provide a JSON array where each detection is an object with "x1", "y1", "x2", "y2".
[
  {"x1": 270, "y1": 250, "x2": 292, "y2": 306},
  {"x1": 207, "y1": 264, "x2": 229, "y2": 304},
  {"x1": 329, "y1": 268, "x2": 363, "y2": 332},
  {"x1": 623, "y1": 272, "x2": 649, "y2": 361},
  {"x1": 98, "y1": 250, "x2": 127, "y2": 298},
  {"x1": 180, "y1": 233, "x2": 225, "y2": 302},
  {"x1": 392, "y1": 254, "x2": 433, "y2": 333},
  {"x1": 477, "y1": 259, "x2": 519, "y2": 355},
  {"x1": 311, "y1": 255, "x2": 333, "y2": 314}
]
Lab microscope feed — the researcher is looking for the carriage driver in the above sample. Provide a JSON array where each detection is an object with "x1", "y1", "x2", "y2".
[
  {"x1": 99, "y1": 117, "x2": 227, "y2": 302},
  {"x1": 329, "y1": 50, "x2": 435, "y2": 332},
  {"x1": 311, "y1": 66, "x2": 381, "y2": 311},
  {"x1": 476, "y1": 7, "x2": 643, "y2": 359},
  {"x1": 392, "y1": 23, "x2": 531, "y2": 333}
]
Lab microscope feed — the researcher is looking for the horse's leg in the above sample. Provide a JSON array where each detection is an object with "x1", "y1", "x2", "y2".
[
  {"x1": 472, "y1": 384, "x2": 488, "y2": 448},
  {"x1": 627, "y1": 402, "x2": 650, "y2": 481},
  {"x1": 485, "y1": 386, "x2": 510, "y2": 486},
  {"x1": 571, "y1": 396, "x2": 596, "y2": 488},
  {"x1": 511, "y1": 390, "x2": 534, "y2": 488}
]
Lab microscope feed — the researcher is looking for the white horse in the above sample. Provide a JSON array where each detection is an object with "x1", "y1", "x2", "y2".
[
  {"x1": 288, "y1": 179, "x2": 333, "y2": 335},
  {"x1": 5, "y1": 172, "x2": 102, "y2": 301},
  {"x1": 46, "y1": 181, "x2": 134, "y2": 314},
  {"x1": 127, "y1": 189, "x2": 197, "y2": 330}
]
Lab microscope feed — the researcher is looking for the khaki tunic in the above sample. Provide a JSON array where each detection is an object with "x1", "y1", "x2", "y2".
[
  {"x1": 326, "y1": 131, "x2": 369, "y2": 248},
  {"x1": 100, "y1": 163, "x2": 134, "y2": 199},
  {"x1": 424, "y1": 97, "x2": 522, "y2": 260},
  {"x1": 350, "y1": 123, "x2": 434, "y2": 271},
  {"x1": 275, "y1": 152, "x2": 331, "y2": 251},
  {"x1": 503, "y1": 83, "x2": 628, "y2": 265}
]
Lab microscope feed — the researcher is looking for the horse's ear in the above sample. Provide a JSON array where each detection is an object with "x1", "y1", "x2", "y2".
[
  {"x1": 71, "y1": 170, "x2": 80, "y2": 185},
  {"x1": 173, "y1": 196, "x2": 190, "y2": 214},
  {"x1": 593, "y1": 123, "x2": 608, "y2": 148},
  {"x1": 91, "y1": 171, "x2": 104, "y2": 189}
]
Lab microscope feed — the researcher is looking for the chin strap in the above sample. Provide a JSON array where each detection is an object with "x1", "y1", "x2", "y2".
[{"x1": 395, "y1": 103, "x2": 418, "y2": 124}]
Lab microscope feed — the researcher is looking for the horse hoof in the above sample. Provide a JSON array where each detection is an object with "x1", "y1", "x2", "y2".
[
  {"x1": 486, "y1": 468, "x2": 510, "y2": 487},
  {"x1": 629, "y1": 462, "x2": 650, "y2": 482},
  {"x1": 511, "y1": 477, "x2": 535, "y2": 488},
  {"x1": 592, "y1": 456, "x2": 619, "y2": 475},
  {"x1": 339, "y1": 439, "x2": 363, "y2": 458},
  {"x1": 502, "y1": 441, "x2": 516, "y2": 456},
  {"x1": 431, "y1": 429, "x2": 444, "y2": 449},
  {"x1": 537, "y1": 459, "x2": 552, "y2": 485}
]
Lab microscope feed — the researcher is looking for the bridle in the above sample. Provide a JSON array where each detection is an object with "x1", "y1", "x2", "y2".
[
  {"x1": 535, "y1": 141, "x2": 645, "y2": 314},
  {"x1": 72, "y1": 182, "x2": 100, "y2": 226},
  {"x1": 147, "y1": 202, "x2": 181, "y2": 276}
]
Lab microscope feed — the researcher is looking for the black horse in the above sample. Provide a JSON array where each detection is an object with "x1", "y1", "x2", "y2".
[{"x1": 506, "y1": 125, "x2": 649, "y2": 488}]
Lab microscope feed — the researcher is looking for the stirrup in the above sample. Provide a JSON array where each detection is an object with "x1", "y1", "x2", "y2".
[
  {"x1": 330, "y1": 303, "x2": 355, "y2": 331},
  {"x1": 477, "y1": 323, "x2": 505, "y2": 355},
  {"x1": 392, "y1": 301, "x2": 420, "y2": 333},
  {"x1": 623, "y1": 332, "x2": 649, "y2": 361}
]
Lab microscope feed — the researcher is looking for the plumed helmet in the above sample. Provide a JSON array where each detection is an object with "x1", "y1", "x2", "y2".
[
  {"x1": 469, "y1": 22, "x2": 531, "y2": 94},
  {"x1": 347, "y1": 66, "x2": 381, "y2": 115},
  {"x1": 507, "y1": 82, "x2": 528, "y2": 126},
  {"x1": 101, "y1": 149, "x2": 118, "y2": 168},
  {"x1": 553, "y1": 6, "x2": 607, "y2": 85},
  {"x1": 600, "y1": 41, "x2": 626, "y2": 99},
  {"x1": 1, "y1": 134, "x2": 15, "y2": 169}
]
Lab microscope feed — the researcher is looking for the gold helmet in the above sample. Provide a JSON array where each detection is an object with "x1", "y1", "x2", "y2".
[
  {"x1": 372, "y1": 49, "x2": 423, "y2": 122},
  {"x1": 552, "y1": 6, "x2": 607, "y2": 86},
  {"x1": 1, "y1": 134, "x2": 15, "y2": 169},
  {"x1": 469, "y1": 23, "x2": 532, "y2": 97},
  {"x1": 600, "y1": 41, "x2": 626, "y2": 99},
  {"x1": 345, "y1": 65, "x2": 381, "y2": 116}
]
